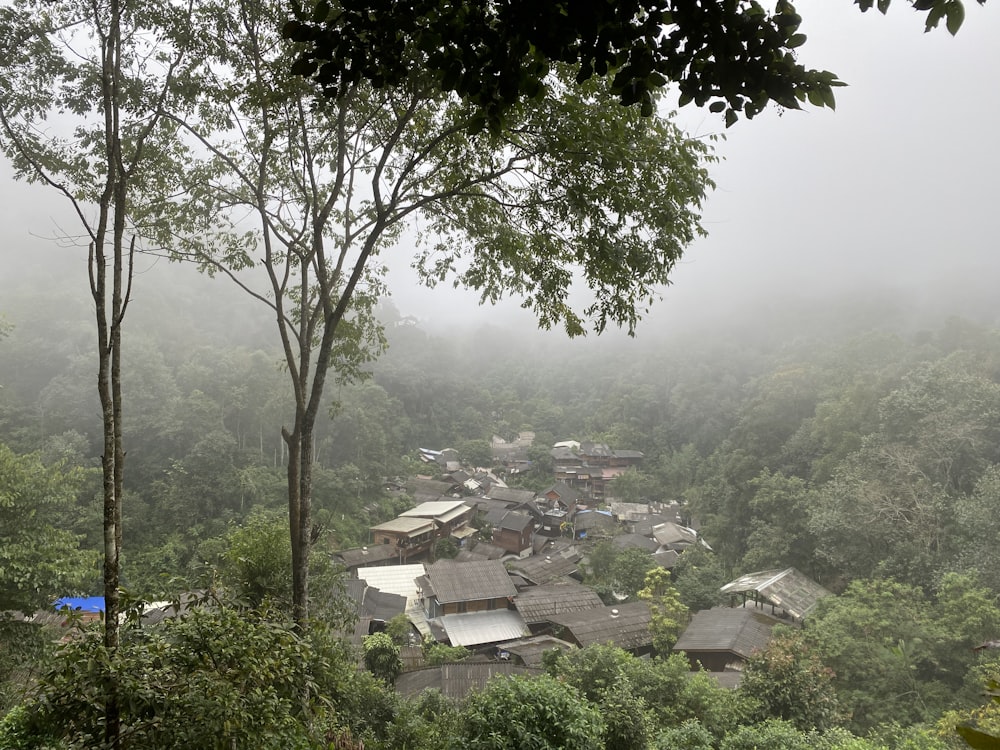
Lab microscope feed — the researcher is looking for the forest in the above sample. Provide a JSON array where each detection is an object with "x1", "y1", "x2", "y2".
[{"x1": 4, "y1": 258, "x2": 1000, "y2": 748}]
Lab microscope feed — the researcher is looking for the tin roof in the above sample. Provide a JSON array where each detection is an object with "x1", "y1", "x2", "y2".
[{"x1": 719, "y1": 567, "x2": 831, "y2": 621}]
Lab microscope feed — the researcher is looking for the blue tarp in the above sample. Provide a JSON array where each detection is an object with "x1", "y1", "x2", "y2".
[{"x1": 53, "y1": 597, "x2": 105, "y2": 613}]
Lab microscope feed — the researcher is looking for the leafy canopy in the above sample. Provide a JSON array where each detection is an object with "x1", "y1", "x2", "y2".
[{"x1": 285, "y1": 0, "x2": 982, "y2": 132}]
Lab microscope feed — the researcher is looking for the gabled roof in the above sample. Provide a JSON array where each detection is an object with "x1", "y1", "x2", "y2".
[
  {"x1": 547, "y1": 602, "x2": 652, "y2": 650},
  {"x1": 497, "y1": 511, "x2": 533, "y2": 533},
  {"x1": 540, "y1": 481, "x2": 581, "y2": 502},
  {"x1": 423, "y1": 560, "x2": 517, "y2": 604},
  {"x1": 402, "y1": 500, "x2": 472, "y2": 524},
  {"x1": 395, "y1": 662, "x2": 541, "y2": 700},
  {"x1": 719, "y1": 567, "x2": 831, "y2": 621},
  {"x1": 456, "y1": 542, "x2": 507, "y2": 561},
  {"x1": 574, "y1": 509, "x2": 616, "y2": 531},
  {"x1": 513, "y1": 582, "x2": 604, "y2": 625},
  {"x1": 507, "y1": 554, "x2": 580, "y2": 586},
  {"x1": 652, "y1": 521, "x2": 699, "y2": 549},
  {"x1": 485, "y1": 487, "x2": 537, "y2": 506},
  {"x1": 672, "y1": 607, "x2": 780, "y2": 659},
  {"x1": 439, "y1": 609, "x2": 528, "y2": 647}
]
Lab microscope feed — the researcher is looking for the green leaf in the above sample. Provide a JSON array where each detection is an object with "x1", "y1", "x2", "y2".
[{"x1": 946, "y1": 1, "x2": 965, "y2": 34}]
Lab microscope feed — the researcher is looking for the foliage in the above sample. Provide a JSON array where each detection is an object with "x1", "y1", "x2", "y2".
[
  {"x1": 739, "y1": 627, "x2": 843, "y2": 731},
  {"x1": 456, "y1": 674, "x2": 604, "y2": 750},
  {"x1": 638, "y1": 566, "x2": 689, "y2": 654},
  {"x1": 0, "y1": 620, "x2": 51, "y2": 715},
  {"x1": 653, "y1": 719, "x2": 715, "y2": 750},
  {"x1": 803, "y1": 577, "x2": 999, "y2": 733},
  {"x1": 363, "y1": 632, "x2": 402, "y2": 685},
  {"x1": 384, "y1": 613, "x2": 415, "y2": 646},
  {"x1": 12, "y1": 603, "x2": 325, "y2": 749},
  {"x1": 434, "y1": 537, "x2": 459, "y2": 560},
  {"x1": 0, "y1": 444, "x2": 97, "y2": 615},
  {"x1": 375, "y1": 689, "x2": 461, "y2": 750},
  {"x1": 671, "y1": 545, "x2": 728, "y2": 612},
  {"x1": 287, "y1": 0, "x2": 857, "y2": 130},
  {"x1": 611, "y1": 548, "x2": 659, "y2": 599},
  {"x1": 422, "y1": 640, "x2": 470, "y2": 666}
]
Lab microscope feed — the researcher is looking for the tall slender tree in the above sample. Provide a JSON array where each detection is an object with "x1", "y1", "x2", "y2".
[{"x1": 0, "y1": 1, "x2": 193, "y2": 743}]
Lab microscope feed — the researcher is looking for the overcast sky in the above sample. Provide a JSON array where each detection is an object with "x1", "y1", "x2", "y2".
[{"x1": 3, "y1": 1, "x2": 999, "y2": 340}]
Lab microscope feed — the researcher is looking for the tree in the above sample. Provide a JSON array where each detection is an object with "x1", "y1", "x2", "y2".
[
  {"x1": 5, "y1": 603, "x2": 343, "y2": 749},
  {"x1": 739, "y1": 627, "x2": 843, "y2": 732},
  {"x1": 0, "y1": 444, "x2": 96, "y2": 616},
  {"x1": 612, "y1": 548, "x2": 660, "y2": 599},
  {"x1": 286, "y1": 0, "x2": 978, "y2": 132},
  {"x1": 169, "y1": 0, "x2": 714, "y2": 628},
  {"x1": 362, "y1": 632, "x2": 402, "y2": 685},
  {"x1": 0, "y1": 2, "x2": 195, "y2": 742},
  {"x1": 457, "y1": 675, "x2": 604, "y2": 750},
  {"x1": 637, "y1": 566, "x2": 689, "y2": 653}
]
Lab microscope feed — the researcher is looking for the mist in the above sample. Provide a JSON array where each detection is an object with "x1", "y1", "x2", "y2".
[{"x1": 3, "y1": 0, "x2": 1000, "y2": 351}]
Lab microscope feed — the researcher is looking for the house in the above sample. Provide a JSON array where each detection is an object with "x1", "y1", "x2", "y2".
[
  {"x1": 671, "y1": 607, "x2": 782, "y2": 672},
  {"x1": 546, "y1": 601, "x2": 653, "y2": 655},
  {"x1": 357, "y1": 563, "x2": 432, "y2": 640},
  {"x1": 536, "y1": 481, "x2": 581, "y2": 536},
  {"x1": 572, "y1": 509, "x2": 617, "y2": 539},
  {"x1": 416, "y1": 559, "x2": 517, "y2": 619},
  {"x1": 719, "y1": 567, "x2": 832, "y2": 623},
  {"x1": 550, "y1": 442, "x2": 644, "y2": 501},
  {"x1": 491, "y1": 511, "x2": 535, "y2": 556},
  {"x1": 369, "y1": 516, "x2": 436, "y2": 563},
  {"x1": 513, "y1": 581, "x2": 604, "y2": 633},
  {"x1": 369, "y1": 500, "x2": 476, "y2": 562},
  {"x1": 612, "y1": 533, "x2": 661, "y2": 554},
  {"x1": 402, "y1": 500, "x2": 475, "y2": 539}
]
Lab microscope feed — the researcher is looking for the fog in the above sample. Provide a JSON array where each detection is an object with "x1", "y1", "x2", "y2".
[{"x1": 2, "y1": 0, "x2": 1000, "y2": 347}]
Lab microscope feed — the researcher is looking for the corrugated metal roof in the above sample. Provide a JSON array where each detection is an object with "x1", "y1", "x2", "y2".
[
  {"x1": 719, "y1": 567, "x2": 831, "y2": 621},
  {"x1": 357, "y1": 564, "x2": 426, "y2": 601},
  {"x1": 439, "y1": 610, "x2": 528, "y2": 647}
]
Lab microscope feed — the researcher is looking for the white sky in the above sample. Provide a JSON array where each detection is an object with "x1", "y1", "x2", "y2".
[{"x1": 3, "y1": 1, "x2": 999, "y2": 338}]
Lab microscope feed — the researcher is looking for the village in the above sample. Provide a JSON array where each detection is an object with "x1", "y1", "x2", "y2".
[{"x1": 336, "y1": 436, "x2": 832, "y2": 698}]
